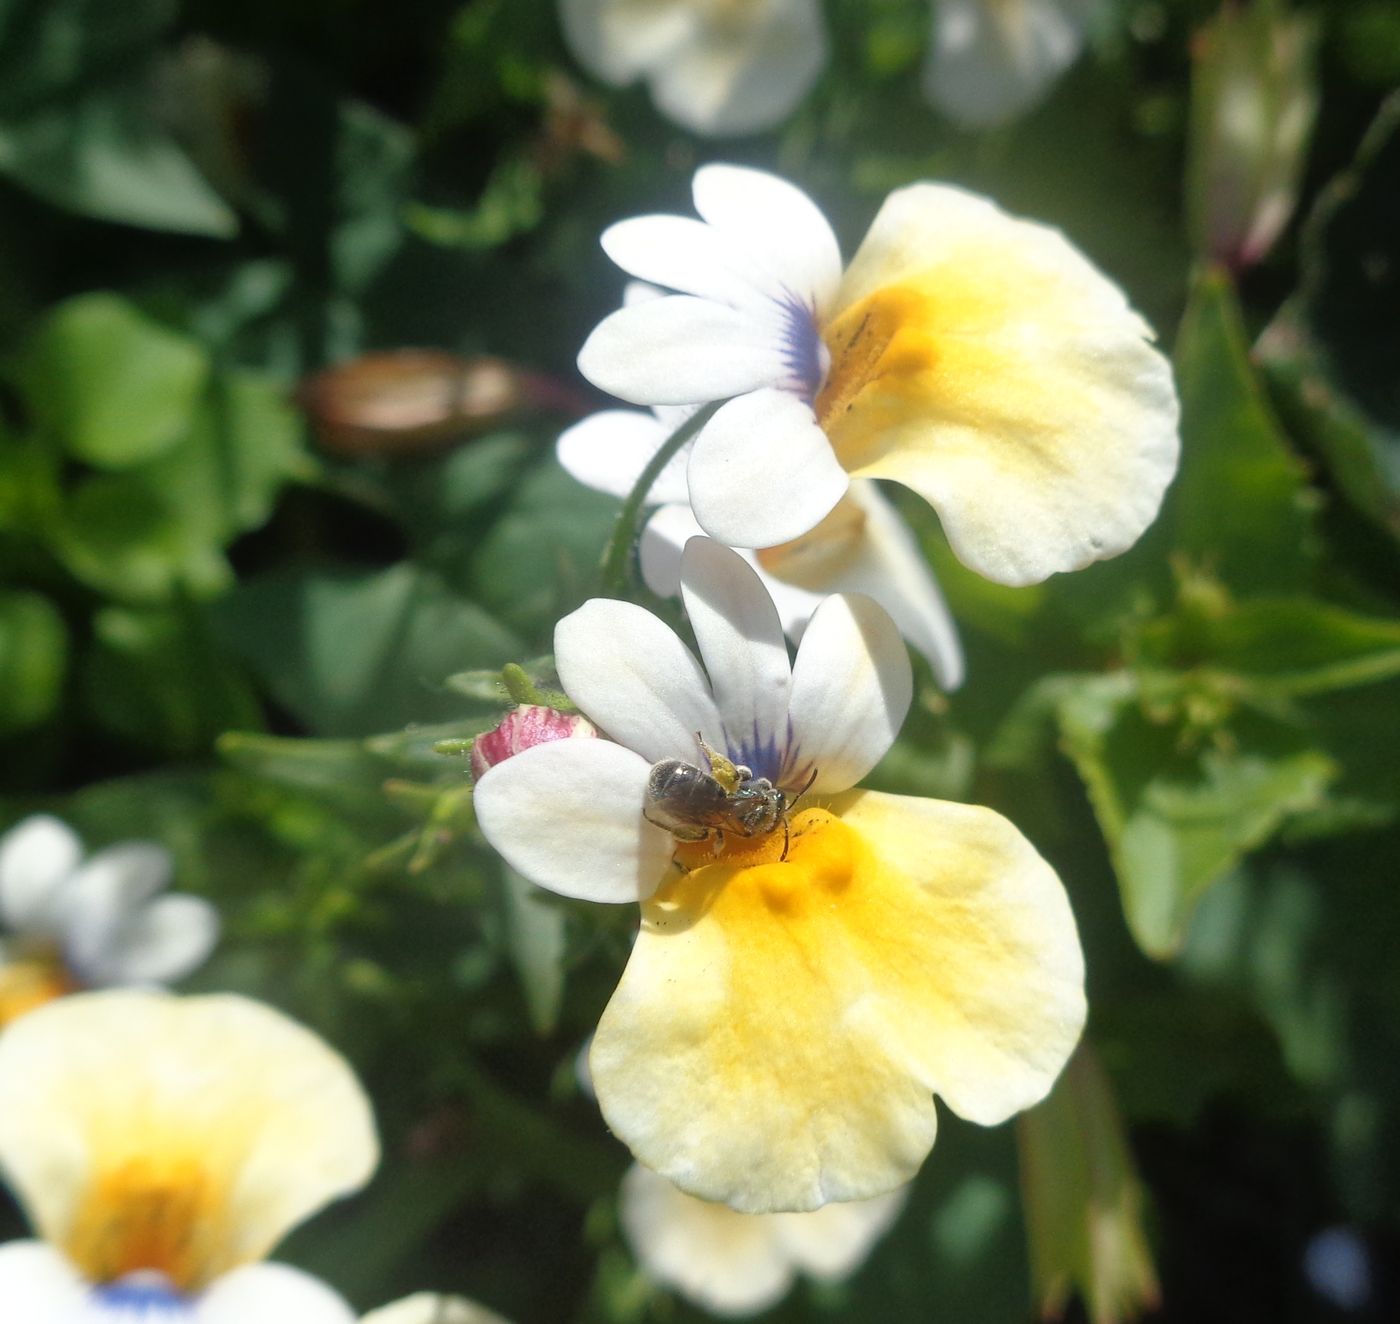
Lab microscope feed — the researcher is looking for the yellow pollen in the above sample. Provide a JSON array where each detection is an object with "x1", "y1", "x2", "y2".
[
  {"x1": 0, "y1": 953, "x2": 74, "y2": 1028},
  {"x1": 755, "y1": 495, "x2": 868, "y2": 589},
  {"x1": 65, "y1": 1156, "x2": 228, "y2": 1290}
]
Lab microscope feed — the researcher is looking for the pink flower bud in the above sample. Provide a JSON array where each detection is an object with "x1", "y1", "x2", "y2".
[{"x1": 471, "y1": 705, "x2": 597, "y2": 780}]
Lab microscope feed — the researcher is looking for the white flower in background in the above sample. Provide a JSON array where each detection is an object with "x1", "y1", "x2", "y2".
[
  {"x1": 577, "y1": 164, "x2": 1178, "y2": 587},
  {"x1": 362, "y1": 1293, "x2": 511, "y2": 1324},
  {"x1": 0, "y1": 815, "x2": 219, "y2": 1028},
  {"x1": 924, "y1": 0, "x2": 1103, "y2": 128},
  {"x1": 0, "y1": 989, "x2": 378, "y2": 1323},
  {"x1": 557, "y1": 404, "x2": 964, "y2": 690},
  {"x1": 621, "y1": 1163, "x2": 907, "y2": 1317},
  {"x1": 559, "y1": 0, "x2": 827, "y2": 137},
  {"x1": 475, "y1": 538, "x2": 1084, "y2": 1212}
]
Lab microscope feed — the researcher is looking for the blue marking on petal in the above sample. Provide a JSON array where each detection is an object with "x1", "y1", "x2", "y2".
[
  {"x1": 777, "y1": 292, "x2": 827, "y2": 401},
  {"x1": 91, "y1": 1275, "x2": 193, "y2": 1321}
]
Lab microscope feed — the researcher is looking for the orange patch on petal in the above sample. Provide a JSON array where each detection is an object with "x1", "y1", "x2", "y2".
[{"x1": 0, "y1": 956, "x2": 74, "y2": 1029}]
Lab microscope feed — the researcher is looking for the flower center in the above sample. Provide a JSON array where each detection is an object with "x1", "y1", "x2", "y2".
[
  {"x1": 756, "y1": 494, "x2": 869, "y2": 589},
  {"x1": 0, "y1": 949, "x2": 74, "y2": 1028},
  {"x1": 66, "y1": 1158, "x2": 227, "y2": 1292}
]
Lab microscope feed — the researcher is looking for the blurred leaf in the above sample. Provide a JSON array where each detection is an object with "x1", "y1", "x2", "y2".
[
  {"x1": 1296, "y1": 92, "x2": 1400, "y2": 431},
  {"x1": 1057, "y1": 673, "x2": 1334, "y2": 958},
  {"x1": 217, "y1": 730, "x2": 391, "y2": 799},
  {"x1": 1167, "y1": 272, "x2": 1317, "y2": 593},
  {"x1": 1018, "y1": 1044, "x2": 1160, "y2": 1324},
  {"x1": 499, "y1": 865, "x2": 566, "y2": 1035},
  {"x1": 0, "y1": 587, "x2": 67, "y2": 735},
  {"x1": 20, "y1": 293, "x2": 210, "y2": 468},
  {"x1": 1135, "y1": 595, "x2": 1400, "y2": 698},
  {"x1": 216, "y1": 563, "x2": 523, "y2": 737},
  {"x1": 82, "y1": 604, "x2": 262, "y2": 756}
]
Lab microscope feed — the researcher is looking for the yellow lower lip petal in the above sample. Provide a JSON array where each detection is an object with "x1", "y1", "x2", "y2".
[{"x1": 590, "y1": 796, "x2": 1083, "y2": 1213}]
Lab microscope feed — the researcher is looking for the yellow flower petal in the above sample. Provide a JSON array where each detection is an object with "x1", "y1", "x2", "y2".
[
  {"x1": 816, "y1": 184, "x2": 1178, "y2": 586},
  {"x1": 0, "y1": 953, "x2": 72, "y2": 1028},
  {"x1": 590, "y1": 795, "x2": 1084, "y2": 1212},
  {"x1": 0, "y1": 990, "x2": 378, "y2": 1291}
]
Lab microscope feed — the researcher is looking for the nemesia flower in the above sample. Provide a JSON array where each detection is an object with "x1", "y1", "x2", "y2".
[
  {"x1": 0, "y1": 989, "x2": 378, "y2": 1323},
  {"x1": 558, "y1": 0, "x2": 827, "y2": 137},
  {"x1": 924, "y1": 0, "x2": 1103, "y2": 128},
  {"x1": 471, "y1": 705, "x2": 599, "y2": 780},
  {"x1": 557, "y1": 405, "x2": 964, "y2": 690},
  {"x1": 361, "y1": 1293, "x2": 511, "y2": 1324},
  {"x1": 0, "y1": 815, "x2": 219, "y2": 1028},
  {"x1": 620, "y1": 1162, "x2": 907, "y2": 1317},
  {"x1": 474, "y1": 538, "x2": 1085, "y2": 1211},
  {"x1": 577, "y1": 164, "x2": 1179, "y2": 587}
]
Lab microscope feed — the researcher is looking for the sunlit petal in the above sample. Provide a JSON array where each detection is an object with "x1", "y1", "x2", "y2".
[
  {"x1": 0, "y1": 815, "x2": 82, "y2": 934},
  {"x1": 771, "y1": 1185, "x2": 908, "y2": 1279},
  {"x1": 196, "y1": 1263, "x2": 354, "y2": 1324},
  {"x1": 0, "y1": 1241, "x2": 87, "y2": 1324},
  {"x1": 688, "y1": 391, "x2": 848, "y2": 549},
  {"x1": 786, "y1": 595, "x2": 911, "y2": 794},
  {"x1": 555, "y1": 599, "x2": 721, "y2": 763},
  {"x1": 360, "y1": 1293, "x2": 511, "y2": 1324},
  {"x1": 474, "y1": 740, "x2": 674, "y2": 904},
  {"x1": 556, "y1": 409, "x2": 691, "y2": 505}
]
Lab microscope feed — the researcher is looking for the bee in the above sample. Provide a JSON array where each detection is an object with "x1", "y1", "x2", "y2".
[{"x1": 644, "y1": 736, "x2": 815, "y2": 859}]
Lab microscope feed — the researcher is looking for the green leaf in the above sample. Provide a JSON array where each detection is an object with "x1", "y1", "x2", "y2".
[
  {"x1": 1136, "y1": 595, "x2": 1400, "y2": 698},
  {"x1": 1018, "y1": 1044, "x2": 1160, "y2": 1324},
  {"x1": 1057, "y1": 673, "x2": 1334, "y2": 958},
  {"x1": 498, "y1": 865, "x2": 567, "y2": 1035},
  {"x1": 82, "y1": 605, "x2": 262, "y2": 756},
  {"x1": 216, "y1": 563, "x2": 523, "y2": 737},
  {"x1": 0, "y1": 588, "x2": 67, "y2": 735},
  {"x1": 1166, "y1": 272, "x2": 1317, "y2": 592},
  {"x1": 21, "y1": 294, "x2": 210, "y2": 468}
]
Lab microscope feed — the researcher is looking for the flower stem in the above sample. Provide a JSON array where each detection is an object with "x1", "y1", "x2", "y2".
[{"x1": 598, "y1": 401, "x2": 723, "y2": 597}]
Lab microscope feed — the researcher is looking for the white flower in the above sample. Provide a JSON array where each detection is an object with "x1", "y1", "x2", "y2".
[
  {"x1": 559, "y1": 0, "x2": 827, "y2": 137},
  {"x1": 557, "y1": 404, "x2": 964, "y2": 690},
  {"x1": 621, "y1": 1163, "x2": 907, "y2": 1317},
  {"x1": 0, "y1": 989, "x2": 379, "y2": 1323},
  {"x1": 0, "y1": 815, "x2": 219, "y2": 1027},
  {"x1": 362, "y1": 1293, "x2": 511, "y2": 1324},
  {"x1": 474, "y1": 538, "x2": 1085, "y2": 1211},
  {"x1": 924, "y1": 0, "x2": 1104, "y2": 128},
  {"x1": 577, "y1": 163, "x2": 1179, "y2": 587}
]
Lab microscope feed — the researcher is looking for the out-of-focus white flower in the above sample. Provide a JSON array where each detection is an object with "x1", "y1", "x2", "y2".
[
  {"x1": 558, "y1": 0, "x2": 827, "y2": 136},
  {"x1": 0, "y1": 989, "x2": 379, "y2": 1323},
  {"x1": 558, "y1": 405, "x2": 964, "y2": 690},
  {"x1": 621, "y1": 1163, "x2": 907, "y2": 1316},
  {"x1": 924, "y1": 0, "x2": 1103, "y2": 128},
  {"x1": 361, "y1": 1293, "x2": 511, "y2": 1324},
  {"x1": 474, "y1": 538, "x2": 1085, "y2": 1212},
  {"x1": 578, "y1": 164, "x2": 1179, "y2": 587},
  {"x1": 0, "y1": 815, "x2": 219, "y2": 1027}
]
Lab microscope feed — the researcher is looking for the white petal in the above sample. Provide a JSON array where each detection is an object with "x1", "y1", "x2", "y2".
[
  {"x1": 360, "y1": 1292, "x2": 510, "y2": 1324},
  {"x1": 619, "y1": 1164, "x2": 796, "y2": 1317},
  {"x1": 54, "y1": 842, "x2": 175, "y2": 984},
  {"x1": 687, "y1": 390, "x2": 848, "y2": 549},
  {"x1": 786, "y1": 595, "x2": 911, "y2": 794},
  {"x1": 197, "y1": 1263, "x2": 354, "y2": 1324},
  {"x1": 0, "y1": 1242, "x2": 88, "y2": 1324},
  {"x1": 771, "y1": 1186, "x2": 909, "y2": 1279},
  {"x1": 555, "y1": 599, "x2": 721, "y2": 764},
  {"x1": 473, "y1": 740, "x2": 674, "y2": 904},
  {"x1": 578, "y1": 297, "x2": 790, "y2": 406},
  {"x1": 639, "y1": 504, "x2": 706, "y2": 599},
  {"x1": 692, "y1": 165, "x2": 842, "y2": 315},
  {"x1": 558, "y1": 0, "x2": 695, "y2": 85},
  {"x1": 924, "y1": 0, "x2": 1090, "y2": 128},
  {"x1": 816, "y1": 483, "x2": 964, "y2": 692},
  {"x1": 0, "y1": 815, "x2": 82, "y2": 934},
  {"x1": 601, "y1": 217, "x2": 771, "y2": 311},
  {"x1": 87, "y1": 894, "x2": 220, "y2": 987},
  {"x1": 679, "y1": 539, "x2": 792, "y2": 782},
  {"x1": 556, "y1": 409, "x2": 691, "y2": 505}
]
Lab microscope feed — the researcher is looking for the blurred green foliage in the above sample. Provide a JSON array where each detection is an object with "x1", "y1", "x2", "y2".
[{"x1": 1, "y1": 0, "x2": 1398, "y2": 1321}]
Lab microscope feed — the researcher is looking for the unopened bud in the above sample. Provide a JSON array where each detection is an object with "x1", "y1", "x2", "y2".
[
  {"x1": 471, "y1": 705, "x2": 598, "y2": 781},
  {"x1": 1186, "y1": 0, "x2": 1318, "y2": 272}
]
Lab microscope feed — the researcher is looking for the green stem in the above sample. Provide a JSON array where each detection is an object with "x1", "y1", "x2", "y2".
[{"x1": 598, "y1": 400, "x2": 724, "y2": 597}]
